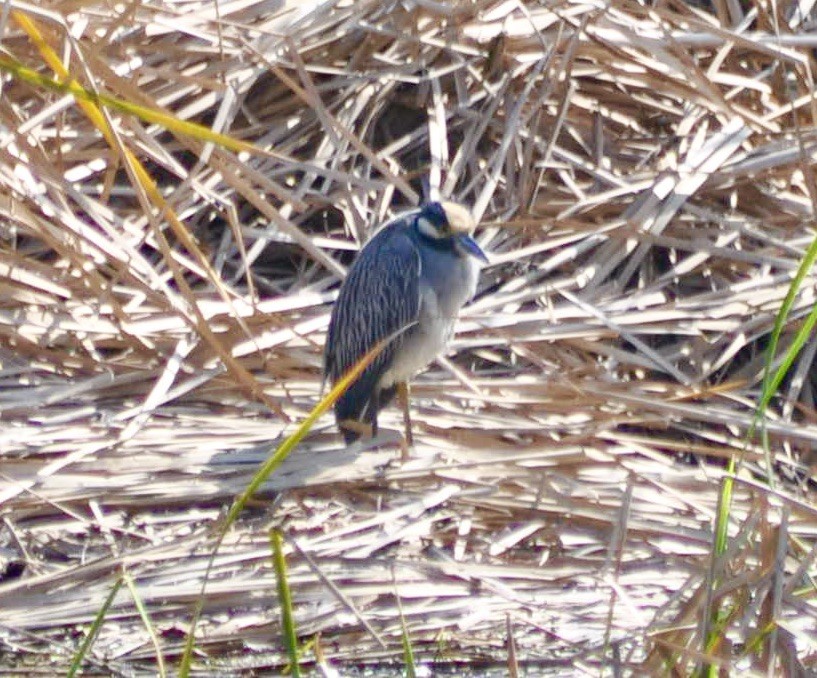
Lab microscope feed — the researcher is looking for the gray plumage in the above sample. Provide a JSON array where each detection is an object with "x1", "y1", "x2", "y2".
[{"x1": 324, "y1": 201, "x2": 487, "y2": 444}]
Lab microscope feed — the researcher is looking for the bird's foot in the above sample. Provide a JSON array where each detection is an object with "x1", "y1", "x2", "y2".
[{"x1": 399, "y1": 433, "x2": 413, "y2": 461}]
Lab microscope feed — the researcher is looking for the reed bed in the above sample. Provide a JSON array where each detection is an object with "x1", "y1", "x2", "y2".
[{"x1": 1, "y1": 0, "x2": 816, "y2": 674}]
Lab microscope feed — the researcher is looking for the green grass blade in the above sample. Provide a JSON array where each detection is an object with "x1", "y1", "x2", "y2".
[
  {"x1": 704, "y1": 225, "x2": 817, "y2": 672},
  {"x1": 67, "y1": 575, "x2": 124, "y2": 678},
  {"x1": 123, "y1": 570, "x2": 167, "y2": 677},
  {"x1": 755, "y1": 229, "x2": 817, "y2": 430},
  {"x1": 758, "y1": 300, "x2": 817, "y2": 418},
  {"x1": 270, "y1": 529, "x2": 300, "y2": 677},
  {"x1": 393, "y1": 569, "x2": 416, "y2": 678}
]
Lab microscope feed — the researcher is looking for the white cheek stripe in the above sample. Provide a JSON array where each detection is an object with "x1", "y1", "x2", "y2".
[{"x1": 417, "y1": 216, "x2": 441, "y2": 239}]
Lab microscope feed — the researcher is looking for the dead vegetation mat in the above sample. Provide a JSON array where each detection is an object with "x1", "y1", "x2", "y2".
[{"x1": 1, "y1": 0, "x2": 817, "y2": 675}]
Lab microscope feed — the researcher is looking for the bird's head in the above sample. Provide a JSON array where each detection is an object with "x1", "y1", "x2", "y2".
[{"x1": 416, "y1": 201, "x2": 488, "y2": 263}]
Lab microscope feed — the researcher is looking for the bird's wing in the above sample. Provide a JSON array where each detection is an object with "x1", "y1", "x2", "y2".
[{"x1": 325, "y1": 226, "x2": 421, "y2": 389}]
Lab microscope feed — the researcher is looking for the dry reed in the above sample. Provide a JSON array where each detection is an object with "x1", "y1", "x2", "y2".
[{"x1": 1, "y1": 0, "x2": 816, "y2": 674}]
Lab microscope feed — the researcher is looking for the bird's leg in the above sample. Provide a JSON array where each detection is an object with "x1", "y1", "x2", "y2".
[{"x1": 396, "y1": 381, "x2": 414, "y2": 449}]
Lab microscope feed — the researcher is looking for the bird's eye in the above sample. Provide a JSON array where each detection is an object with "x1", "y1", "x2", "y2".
[{"x1": 417, "y1": 216, "x2": 443, "y2": 239}]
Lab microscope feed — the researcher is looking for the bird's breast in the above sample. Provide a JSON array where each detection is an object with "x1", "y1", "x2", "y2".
[{"x1": 378, "y1": 254, "x2": 480, "y2": 390}]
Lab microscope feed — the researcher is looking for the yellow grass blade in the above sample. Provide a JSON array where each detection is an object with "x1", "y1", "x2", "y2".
[
  {"x1": 12, "y1": 9, "x2": 286, "y2": 417},
  {"x1": 0, "y1": 54, "x2": 259, "y2": 155},
  {"x1": 179, "y1": 336, "x2": 392, "y2": 676}
]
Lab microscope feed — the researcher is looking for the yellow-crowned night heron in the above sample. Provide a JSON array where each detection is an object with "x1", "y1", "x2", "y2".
[{"x1": 324, "y1": 201, "x2": 487, "y2": 444}]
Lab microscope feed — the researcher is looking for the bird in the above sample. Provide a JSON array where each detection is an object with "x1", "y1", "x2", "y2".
[{"x1": 324, "y1": 200, "x2": 487, "y2": 445}]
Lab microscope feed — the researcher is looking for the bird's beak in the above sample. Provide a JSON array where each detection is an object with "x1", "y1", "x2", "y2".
[{"x1": 457, "y1": 234, "x2": 489, "y2": 264}]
